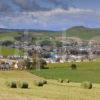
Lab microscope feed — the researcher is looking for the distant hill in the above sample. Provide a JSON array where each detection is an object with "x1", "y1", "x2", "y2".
[
  {"x1": 0, "y1": 28, "x2": 59, "y2": 41},
  {"x1": 0, "y1": 28, "x2": 58, "y2": 33},
  {"x1": 0, "y1": 26, "x2": 100, "y2": 41},
  {"x1": 65, "y1": 26, "x2": 100, "y2": 40}
]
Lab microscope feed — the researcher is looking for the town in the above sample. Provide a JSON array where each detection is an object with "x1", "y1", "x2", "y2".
[{"x1": 0, "y1": 31, "x2": 100, "y2": 70}]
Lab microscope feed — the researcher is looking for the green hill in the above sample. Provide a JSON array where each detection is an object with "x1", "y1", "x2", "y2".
[
  {"x1": 65, "y1": 26, "x2": 100, "y2": 40},
  {"x1": 0, "y1": 26, "x2": 100, "y2": 41}
]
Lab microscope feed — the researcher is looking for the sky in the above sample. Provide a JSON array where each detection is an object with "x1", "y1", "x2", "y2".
[{"x1": 0, "y1": 0, "x2": 100, "y2": 31}]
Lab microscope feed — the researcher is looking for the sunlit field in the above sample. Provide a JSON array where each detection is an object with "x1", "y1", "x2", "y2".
[
  {"x1": 0, "y1": 70, "x2": 99, "y2": 100},
  {"x1": 32, "y1": 59, "x2": 100, "y2": 83},
  {"x1": 0, "y1": 46, "x2": 23, "y2": 56}
]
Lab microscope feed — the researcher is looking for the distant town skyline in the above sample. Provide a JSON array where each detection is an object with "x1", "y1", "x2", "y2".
[{"x1": 0, "y1": 0, "x2": 100, "y2": 31}]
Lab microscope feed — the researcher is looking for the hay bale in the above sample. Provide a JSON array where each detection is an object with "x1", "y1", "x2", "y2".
[
  {"x1": 42, "y1": 80, "x2": 47, "y2": 84},
  {"x1": 35, "y1": 80, "x2": 44, "y2": 87},
  {"x1": 65, "y1": 79, "x2": 70, "y2": 83},
  {"x1": 81, "y1": 81, "x2": 92, "y2": 89},
  {"x1": 19, "y1": 81, "x2": 29, "y2": 89},
  {"x1": 58, "y1": 79, "x2": 64, "y2": 83}
]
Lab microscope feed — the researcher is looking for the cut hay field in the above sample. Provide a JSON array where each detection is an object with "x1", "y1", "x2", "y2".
[{"x1": 0, "y1": 71, "x2": 100, "y2": 100}]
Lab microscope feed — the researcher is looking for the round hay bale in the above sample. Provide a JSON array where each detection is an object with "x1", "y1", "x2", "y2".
[
  {"x1": 58, "y1": 79, "x2": 64, "y2": 83},
  {"x1": 81, "y1": 81, "x2": 92, "y2": 89},
  {"x1": 35, "y1": 80, "x2": 44, "y2": 87}
]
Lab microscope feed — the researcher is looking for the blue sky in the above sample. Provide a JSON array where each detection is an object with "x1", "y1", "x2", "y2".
[{"x1": 0, "y1": 0, "x2": 100, "y2": 30}]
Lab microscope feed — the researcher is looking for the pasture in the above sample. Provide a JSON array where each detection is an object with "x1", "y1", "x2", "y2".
[
  {"x1": 0, "y1": 46, "x2": 24, "y2": 56},
  {"x1": 32, "y1": 60, "x2": 100, "y2": 83}
]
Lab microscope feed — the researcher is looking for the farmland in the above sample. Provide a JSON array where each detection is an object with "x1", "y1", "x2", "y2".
[
  {"x1": 0, "y1": 27, "x2": 100, "y2": 100},
  {"x1": 1, "y1": 26, "x2": 100, "y2": 41},
  {"x1": 0, "y1": 46, "x2": 24, "y2": 56},
  {"x1": 0, "y1": 70, "x2": 100, "y2": 100},
  {"x1": 32, "y1": 60, "x2": 100, "y2": 83},
  {"x1": 0, "y1": 59, "x2": 99, "y2": 100}
]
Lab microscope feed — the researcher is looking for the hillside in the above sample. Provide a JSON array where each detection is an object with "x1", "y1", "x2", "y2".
[
  {"x1": 0, "y1": 28, "x2": 60, "y2": 41},
  {"x1": 66, "y1": 26, "x2": 100, "y2": 40},
  {"x1": 0, "y1": 26, "x2": 100, "y2": 41}
]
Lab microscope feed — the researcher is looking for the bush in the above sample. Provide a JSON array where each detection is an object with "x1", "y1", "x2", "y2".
[
  {"x1": 58, "y1": 79, "x2": 64, "y2": 83},
  {"x1": 70, "y1": 64, "x2": 77, "y2": 70},
  {"x1": 35, "y1": 80, "x2": 44, "y2": 86},
  {"x1": 19, "y1": 82, "x2": 29, "y2": 89},
  {"x1": 81, "y1": 81, "x2": 92, "y2": 89}
]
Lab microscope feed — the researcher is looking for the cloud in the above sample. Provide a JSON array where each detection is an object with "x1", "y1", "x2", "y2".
[
  {"x1": 0, "y1": 7, "x2": 100, "y2": 30},
  {"x1": 0, "y1": 0, "x2": 71, "y2": 13},
  {"x1": 19, "y1": 7, "x2": 94, "y2": 17}
]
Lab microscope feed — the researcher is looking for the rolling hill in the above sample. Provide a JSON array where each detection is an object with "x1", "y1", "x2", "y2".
[
  {"x1": 0, "y1": 26, "x2": 100, "y2": 41},
  {"x1": 66, "y1": 26, "x2": 100, "y2": 40}
]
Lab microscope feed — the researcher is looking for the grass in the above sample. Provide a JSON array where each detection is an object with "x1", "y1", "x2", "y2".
[
  {"x1": 0, "y1": 71, "x2": 100, "y2": 100},
  {"x1": 1, "y1": 26, "x2": 100, "y2": 41},
  {"x1": 66, "y1": 26, "x2": 100, "y2": 40},
  {"x1": 0, "y1": 46, "x2": 24, "y2": 56},
  {"x1": 1, "y1": 71, "x2": 100, "y2": 100},
  {"x1": 31, "y1": 60, "x2": 100, "y2": 83},
  {"x1": 0, "y1": 32, "x2": 18, "y2": 41}
]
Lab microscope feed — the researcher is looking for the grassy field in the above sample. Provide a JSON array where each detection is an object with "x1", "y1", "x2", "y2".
[
  {"x1": 0, "y1": 32, "x2": 19, "y2": 41},
  {"x1": 31, "y1": 60, "x2": 100, "y2": 83},
  {"x1": 66, "y1": 26, "x2": 100, "y2": 40},
  {"x1": 0, "y1": 46, "x2": 24, "y2": 56},
  {"x1": 0, "y1": 71, "x2": 100, "y2": 100}
]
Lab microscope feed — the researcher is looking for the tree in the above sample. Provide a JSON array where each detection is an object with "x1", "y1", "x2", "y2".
[
  {"x1": 2, "y1": 40, "x2": 13, "y2": 46},
  {"x1": 40, "y1": 40, "x2": 53, "y2": 46},
  {"x1": 70, "y1": 64, "x2": 77, "y2": 70},
  {"x1": 24, "y1": 58, "x2": 33, "y2": 70},
  {"x1": 55, "y1": 41, "x2": 62, "y2": 47},
  {"x1": 32, "y1": 51, "x2": 47, "y2": 69}
]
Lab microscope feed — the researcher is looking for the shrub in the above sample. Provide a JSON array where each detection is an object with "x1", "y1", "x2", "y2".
[
  {"x1": 58, "y1": 79, "x2": 64, "y2": 83},
  {"x1": 70, "y1": 64, "x2": 77, "y2": 70},
  {"x1": 19, "y1": 82, "x2": 29, "y2": 89},
  {"x1": 35, "y1": 80, "x2": 44, "y2": 86},
  {"x1": 81, "y1": 81, "x2": 92, "y2": 89}
]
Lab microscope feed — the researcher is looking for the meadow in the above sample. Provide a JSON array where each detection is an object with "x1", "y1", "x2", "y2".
[
  {"x1": 0, "y1": 46, "x2": 24, "y2": 56},
  {"x1": 31, "y1": 60, "x2": 100, "y2": 83}
]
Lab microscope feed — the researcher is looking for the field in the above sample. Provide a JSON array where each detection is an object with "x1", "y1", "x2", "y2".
[
  {"x1": 0, "y1": 46, "x2": 24, "y2": 56},
  {"x1": 0, "y1": 32, "x2": 19, "y2": 41},
  {"x1": 0, "y1": 70, "x2": 100, "y2": 100},
  {"x1": 32, "y1": 60, "x2": 100, "y2": 83},
  {"x1": 66, "y1": 26, "x2": 100, "y2": 40},
  {"x1": 1, "y1": 26, "x2": 100, "y2": 41},
  {"x1": 0, "y1": 60, "x2": 100, "y2": 100}
]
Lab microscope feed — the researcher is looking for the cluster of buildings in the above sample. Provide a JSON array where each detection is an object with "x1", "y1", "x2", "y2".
[{"x1": 0, "y1": 36, "x2": 100, "y2": 65}]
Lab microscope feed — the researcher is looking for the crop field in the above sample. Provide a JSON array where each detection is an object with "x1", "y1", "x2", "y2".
[
  {"x1": 0, "y1": 60, "x2": 100, "y2": 100},
  {"x1": 32, "y1": 60, "x2": 100, "y2": 83},
  {"x1": 0, "y1": 71, "x2": 99, "y2": 100}
]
